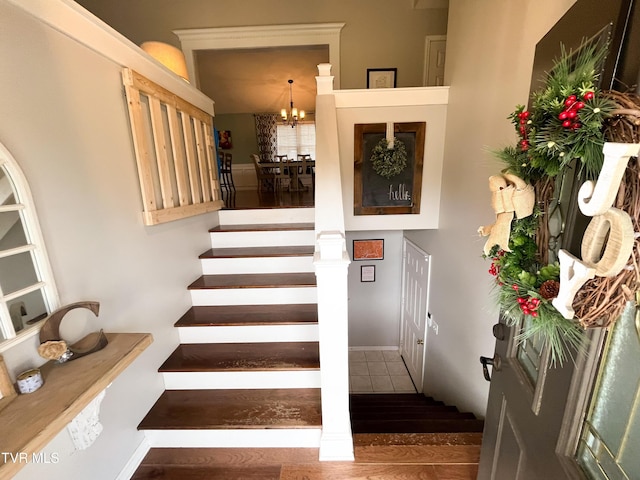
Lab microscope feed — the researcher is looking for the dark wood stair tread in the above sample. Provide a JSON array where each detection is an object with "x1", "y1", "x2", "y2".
[
  {"x1": 210, "y1": 223, "x2": 314, "y2": 233},
  {"x1": 350, "y1": 393, "x2": 440, "y2": 403},
  {"x1": 350, "y1": 393, "x2": 483, "y2": 435},
  {"x1": 188, "y1": 273, "x2": 316, "y2": 289},
  {"x1": 138, "y1": 389, "x2": 322, "y2": 430},
  {"x1": 351, "y1": 418, "x2": 485, "y2": 434},
  {"x1": 350, "y1": 405, "x2": 461, "y2": 417},
  {"x1": 199, "y1": 246, "x2": 314, "y2": 259},
  {"x1": 350, "y1": 394, "x2": 445, "y2": 407},
  {"x1": 159, "y1": 342, "x2": 320, "y2": 372},
  {"x1": 175, "y1": 305, "x2": 318, "y2": 327},
  {"x1": 353, "y1": 432, "x2": 483, "y2": 446}
]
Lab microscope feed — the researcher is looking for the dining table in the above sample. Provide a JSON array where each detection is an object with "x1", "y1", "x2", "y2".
[{"x1": 260, "y1": 158, "x2": 315, "y2": 191}]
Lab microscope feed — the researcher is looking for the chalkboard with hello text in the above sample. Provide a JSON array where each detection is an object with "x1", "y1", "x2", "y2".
[{"x1": 354, "y1": 122, "x2": 425, "y2": 215}]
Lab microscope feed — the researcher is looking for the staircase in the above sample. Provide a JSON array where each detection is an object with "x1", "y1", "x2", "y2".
[
  {"x1": 133, "y1": 207, "x2": 483, "y2": 479},
  {"x1": 138, "y1": 207, "x2": 323, "y2": 449},
  {"x1": 350, "y1": 393, "x2": 485, "y2": 434}
]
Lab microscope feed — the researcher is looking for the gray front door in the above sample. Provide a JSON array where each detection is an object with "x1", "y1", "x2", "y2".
[{"x1": 477, "y1": 1, "x2": 634, "y2": 478}]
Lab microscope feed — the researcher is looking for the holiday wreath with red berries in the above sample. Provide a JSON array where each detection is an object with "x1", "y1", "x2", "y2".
[{"x1": 480, "y1": 42, "x2": 640, "y2": 365}]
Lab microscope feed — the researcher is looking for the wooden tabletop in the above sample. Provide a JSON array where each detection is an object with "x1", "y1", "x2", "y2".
[{"x1": 0, "y1": 332, "x2": 153, "y2": 479}]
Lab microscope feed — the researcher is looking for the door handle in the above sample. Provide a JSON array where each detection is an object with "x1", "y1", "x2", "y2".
[
  {"x1": 493, "y1": 323, "x2": 507, "y2": 341},
  {"x1": 480, "y1": 354, "x2": 502, "y2": 381}
]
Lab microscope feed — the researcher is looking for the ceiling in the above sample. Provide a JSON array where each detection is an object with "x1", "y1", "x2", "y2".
[{"x1": 195, "y1": 45, "x2": 330, "y2": 116}]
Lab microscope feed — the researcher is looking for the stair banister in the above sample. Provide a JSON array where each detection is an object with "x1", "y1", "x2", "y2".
[{"x1": 313, "y1": 63, "x2": 354, "y2": 461}]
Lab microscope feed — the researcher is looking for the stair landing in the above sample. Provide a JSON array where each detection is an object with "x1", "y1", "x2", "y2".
[{"x1": 132, "y1": 433, "x2": 482, "y2": 479}]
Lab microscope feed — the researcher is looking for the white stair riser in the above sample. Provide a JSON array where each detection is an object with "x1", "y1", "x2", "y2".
[
  {"x1": 190, "y1": 287, "x2": 317, "y2": 306},
  {"x1": 211, "y1": 230, "x2": 315, "y2": 248},
  {"x1": 178, "y1": 324, "x2": 319, "y2": 343},
  {"x1": 145, "y1": 429, "x2": 322, "y2": 448},
  {"x1": 218, "y1": 208, "x2": 315, "y2": 225},
  {"x1": 201, "y1": 256, "x2": 314, "y2": 274},
  {"x1": 162, "y1": 370, "x2": 321, "y2": 390}
]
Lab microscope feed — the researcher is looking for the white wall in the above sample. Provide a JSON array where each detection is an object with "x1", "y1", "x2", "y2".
[
  {"x1": 346, "y1": 230, "x2": 403, "y2": 347},
  {"x1": 0, "y1": 2, "x2": 219, "y2": 478},
  {"x1": 336, "y1": 89, "x2": 448, "y2": 231},
  {"x1": 75, "y1": 0, "x2": 448, "y2": 91},
  {"x1": 404, "y1": 0, "x2": 576, "y2": 417}
]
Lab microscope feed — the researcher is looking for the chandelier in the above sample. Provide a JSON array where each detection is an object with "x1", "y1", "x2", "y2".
[{"x1": 281, "y1": 79, "x2": 305, "y2": 128}]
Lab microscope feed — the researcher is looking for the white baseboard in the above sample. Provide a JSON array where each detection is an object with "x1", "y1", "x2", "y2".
[
  {"x1": 217, "y1": 207, "x2": 315, "y2": 225},
  {"x1": 319, "y1": 431, "x2": 355, "y2": 461},
  {"x1": 145, "y1": 428, "x2": 322, "y2": 448},
  {"x1": 162, "y1": 370, "x2": 321, "y2": 390},
  {"x1": 116, "y1": 436, "x2": 150, "y2": 480},
  {"x1": 178, "y1": 324, "x2": 319, "y2": 344},
  {"x1": 231, "y1": 164, "x2": 257, "y2": 189},
  {"x1": 348, "y1": 346, "x2": 399, "y2": 351}
]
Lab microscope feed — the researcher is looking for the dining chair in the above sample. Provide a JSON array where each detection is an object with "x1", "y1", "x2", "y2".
[
  {"x1": 297, "y1": 154, "x2": 314, "y2": 191},
  {"x1": 220, "y1": 152, "x2": 235, "y2": 193},
  {"x1": 251, "y1": 154, "x2": 275, "y2": 192},
  {"x1": 274, "y1": 156, "x2": 292, "y2": 192}
]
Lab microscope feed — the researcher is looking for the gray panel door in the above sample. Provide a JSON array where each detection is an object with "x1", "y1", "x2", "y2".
[{"x1": 477, "y1": 1, "x2": 633, "y2": 478}]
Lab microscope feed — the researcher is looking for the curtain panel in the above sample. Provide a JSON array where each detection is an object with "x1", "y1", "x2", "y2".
[{"x1": 254, "y1": 114, "x2": 279, "y2": 163}]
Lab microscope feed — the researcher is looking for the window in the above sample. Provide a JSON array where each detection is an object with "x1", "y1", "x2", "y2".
[
  {"x1": 276, "y1": 122, "x2": 316, "y2": 159},
  {"x1": 576, "y1": 303, "x2": 640, "y2": 479},
  {"x1": 0, "y1": 143, "x2": 58, "y2": 351}
]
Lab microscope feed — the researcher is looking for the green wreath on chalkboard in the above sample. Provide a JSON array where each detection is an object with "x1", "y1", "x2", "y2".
[{"x1": 371, "y1": 137, "x2": 407, "y2": 179}]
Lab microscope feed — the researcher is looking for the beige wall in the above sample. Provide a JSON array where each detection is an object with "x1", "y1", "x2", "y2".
[
  {"x1": 405, "y1": 0, "x2": 576, "y2": 416},
  {"x1": 75, "y1": 0, "x2": 448, "y2": 89},
  {"x1": 214, "y1": 113, "x2": 259, "y2": 166},
  {"x1": 1, "y1": 2, "x2": 218, "y2": 478}
]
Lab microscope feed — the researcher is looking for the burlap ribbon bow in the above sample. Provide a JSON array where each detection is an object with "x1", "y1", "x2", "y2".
[{"x1": 478, "y1": 173, "x2": 535, "y2": 256}]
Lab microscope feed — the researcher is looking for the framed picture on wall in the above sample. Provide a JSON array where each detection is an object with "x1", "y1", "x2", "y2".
[
  {"x1": 353, "y1": 239, "x2": 384, "y2": 261},
  {"x1": 218, "y1": 130, "x2": 232, "y2": 149},
  {"x1": 361, "y1": 265, "x2": 376, "y2": 282},
  {"x1": 367, "y1": 68, "x2": 397, "y2": 88},
  {"x1": 354, "y1": 122, "x2": 426, "y2": 216}
]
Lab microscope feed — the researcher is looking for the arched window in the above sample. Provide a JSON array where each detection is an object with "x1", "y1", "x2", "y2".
[{"x1": 0, "y1": 142, "x2": 58, "y2": 350}]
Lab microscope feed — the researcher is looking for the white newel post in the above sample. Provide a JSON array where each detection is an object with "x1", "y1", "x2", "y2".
[{"x1": 314, "y1": 231, "x2": 354, "y2": 461}]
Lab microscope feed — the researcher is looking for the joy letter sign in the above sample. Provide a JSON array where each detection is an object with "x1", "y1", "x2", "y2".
[{"x1": 552, "y1": 142, "x2": 640, "y2": 319}]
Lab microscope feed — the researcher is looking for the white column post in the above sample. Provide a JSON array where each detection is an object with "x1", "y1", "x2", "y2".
[{"x1": 314, "y1": 231, "x2": 353, "y2": 461}]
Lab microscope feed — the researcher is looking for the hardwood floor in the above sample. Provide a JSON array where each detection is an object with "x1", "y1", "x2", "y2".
[{"x1": 133, "y1": 437, "x2": 481, "y2": 480}]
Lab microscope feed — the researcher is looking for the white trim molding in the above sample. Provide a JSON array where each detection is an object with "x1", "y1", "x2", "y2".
[
  {"x1": 116, "y1": 437, "x2": 150, "y2": 480},
  {"x1": 174, "y1": 23, "x2": 345, "y2": 90}
]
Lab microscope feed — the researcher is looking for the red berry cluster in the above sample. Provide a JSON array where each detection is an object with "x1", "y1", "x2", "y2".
[
  {"x1": 517, "y1": 297, "x2": 541, "y2": 317},
  {"x1": 558, "y1": 91, "x2": 594, "y2": 130},
  {"x1": 517, "y1": 111, "x2": 531, "y2": 150},
  {"x1": 488, "y1": 250, "x2": 505, "y2": 276},
  {"x1": 512, "y1": 284, "x2": 541, "y2": 317}
]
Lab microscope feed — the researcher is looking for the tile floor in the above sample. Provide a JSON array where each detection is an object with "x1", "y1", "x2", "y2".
[{"x1": 349, "y1": 349, "x2": 417, "y2": 393}]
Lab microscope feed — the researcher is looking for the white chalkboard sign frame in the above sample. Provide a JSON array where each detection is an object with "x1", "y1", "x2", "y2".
[{"x1": 354, "y1": 122, "x2": 425, "y2": 215}]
